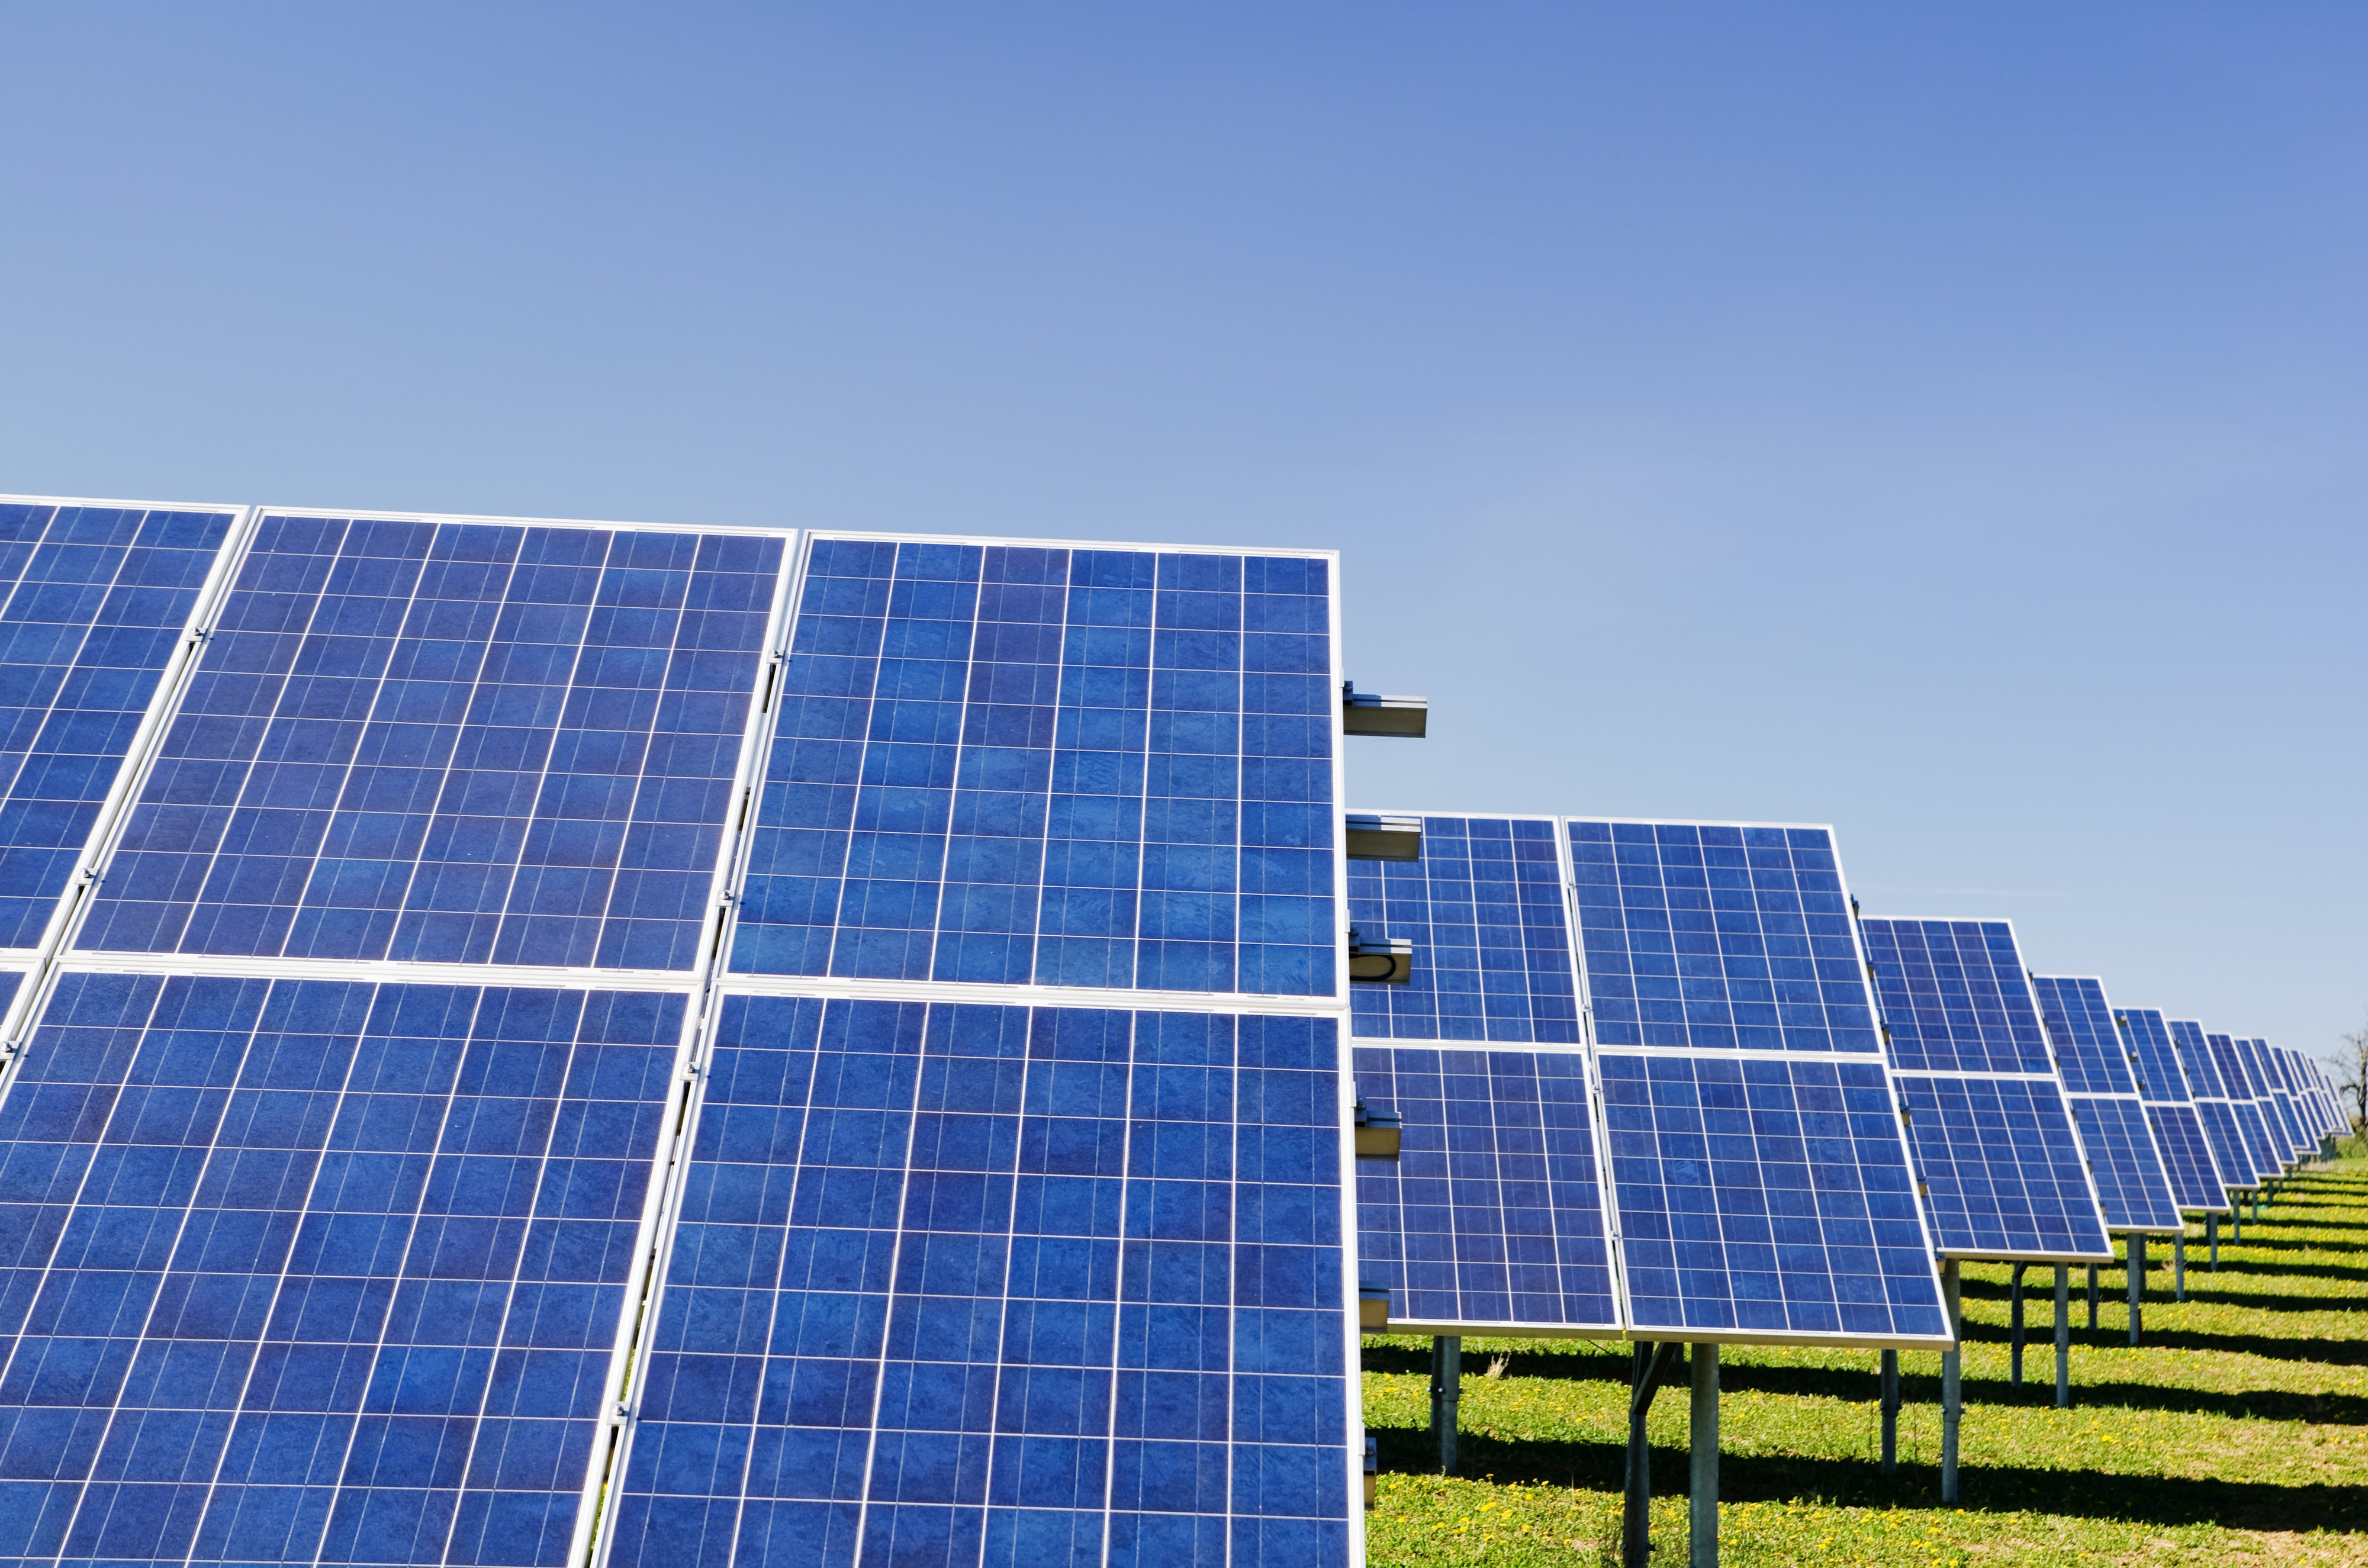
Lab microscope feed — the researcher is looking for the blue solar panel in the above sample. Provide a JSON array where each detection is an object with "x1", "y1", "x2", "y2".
[
  {"x1": 728, "y1": 542, "x2": 1339, "y2": 999},
  {"x1": 1858, "y1": 917, "x2": 2107, "y2": 1258},
  {"x1": 1568, "y1": 821, "x2": 1875, "y2": 1054},
  {"x1": 2118, "y1": 1009, "x2": 2189, "y2": 1104},
  {"x1": 1858, "y1": 919, "x2": 2048, "y2": 1074},
  {"x1": 605, "y1": 993, "x2": 1353, "y2": 1568},
  {"x1": 2192, "y1": 1099, "x2": 2256, "y2": 1193},
  {"x1": 1350, "y1": 1045, "x2": 1616, "y2": 1334},
  {"x1": 2167, "y1": 1019, "x2": 2228, "y2": 1098},
  {"x1": 0, "y1": 968, "x2": 681, "y2": 1567},
  {"x1": 2065, "y1": 1096, "x2": 2182, "y2": 1231},
  {"x1": 1346, "y1": 816, "x2": 1577, "y2": 1044},
  {"x1": 1597, "y1": 1051, "x2": 1948, "y2": 1342},
  {"x1": 2241, "y1": 1039, "x2": 2308, "y2": 1155},
  {"x1": 1888, "y1": 1073, "x2": 2110, "y2": 1259},
  {"x1": 2209, "y1": 1034, "x2": 2288, "y2": 1178},
  {"x1": 75, "y1": 516, "x2": 786, "y2": 971},
  {"x1": 0, "y1": 503, "x2": 239, "y2": 952},
  {"x1": 2112, "y1": 1009, "x2": 2228, "y2": 1213},
  {"x1": 2029, "y1": 977, "x2": 2138, "y2": 1094},
  {"x1": 2141, "y1": 1103, "x2": 2229, "y2": 1213},
  {"x1": 2033, "y1": 978, "x2": 2180, "y2": 1232}
]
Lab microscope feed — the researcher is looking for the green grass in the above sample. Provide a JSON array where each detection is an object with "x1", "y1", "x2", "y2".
[{"x1": 1362, "y1": 1159, "x2": 2368, "y2": 1564}]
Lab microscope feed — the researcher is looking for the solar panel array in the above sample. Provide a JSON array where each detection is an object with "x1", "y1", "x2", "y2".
[
  {"x1": 0, "y1": 507, "x2": 1367, "y2": 1568},
  {"x1": 2204, "y1": 1032, "x2": 2285, "y2": 1184},
  {"x1": 1341, "y1": 814, "x2": 1614, "y2": 1341},
  {"x1": 2240, "y1": 1038, "x2": 2309, "y2": 1158},
  {"x1": 1566, "y1": 822, "x2": 1949, "y2": 1345},
  {"x1": 2168, "y1": 1019, "x2": 2258, "y2": 1193},
  {"x1": 1858, "y1": 919, "x2": 2110, "y2": 1261},
  {"x1": 2115, "y1": 1007, "x2": 2231, "y2": 1215},
  {"x1": 2029, "y1": 977, "x2": 2182, "y2": 1234}
]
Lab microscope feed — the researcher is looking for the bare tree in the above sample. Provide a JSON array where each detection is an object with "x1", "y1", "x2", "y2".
[{"x1": 2334, "y1": 1023, "x2": 2368, "y2": 1142}]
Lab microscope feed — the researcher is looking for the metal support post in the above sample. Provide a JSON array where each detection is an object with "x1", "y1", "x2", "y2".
[
  {"x1": 2127, "y1": 1234, "x2": 2145, "y2": 1345},
  {"x1": 1624, "y1": 1342, "x2": 1678, "y2": 1568},
  {"x1": 2232, "y1": 1200, "x2": 2242, "y2": 1243},
  {"x1": 1428, "y1": 1337, "x2": 1461, "y2": 1476},
  {"x1": 2208, "y1": 1210, "x2": 2219, "y2": 1268},
  {"x1": 1880, "y1": 1349, "x2": 1899, "y2": 1476},
  {"x1": 1939, "y1": 1260, "x2": 1961, "y2": 1505},
  {"x1": 1689, "y1": 1344, "x2": 1719, "y2": 1568},
  {"x1": 2086, "y1": 1263, "x2": 2099, "y2": 1328},
  {"x1": 2009, "y1": 1263, "x2": 2026, "y2": 1389},
  {"x1": 2053, "y1": 1264, "x2": 2070, "y2": 1408},
  {"x1": 2174, "y1": 1232, "x2": 2186, "y2": 1301}
]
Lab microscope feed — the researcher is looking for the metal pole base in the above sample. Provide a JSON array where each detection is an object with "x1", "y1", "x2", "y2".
[
  {"x1": 2208, "y1": 1210, "x2": 2219, "y2": 1269},
  {"x1": 2086, "y1": 1263, "x2": 2099, "y2": 1329},
  {"x1": 1429, "y1": 1337, "x2": 1461, "y2": 1476},
  {"x1": 2009, "y1": 1263, "x2": 2026, "y2": 1389},
  {"x1": 2174, "y1": 1232, "x2": 2186, "y2": 1302},
  {"x1": 1940, "y1": 1261, "x2": 1962, "y2": 1505},
  {"x1": 2053, "y1": 1264, "x2": 2070, "y2": 1408},
  {"x1": 2127, "y1": 1234, "x2": 2145, "y2": 1345},
  {"x1": 1690, "y1": 1345, "x2": 1719, "y2": 1568},
  {"x1": 1880, "y1": 1348, "x2": 1900, "y2": 1477}
]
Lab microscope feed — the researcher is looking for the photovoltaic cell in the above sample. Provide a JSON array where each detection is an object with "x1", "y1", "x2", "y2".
[
  {"x1": 76, "y1": 517, "x2": 784, "y2": 971},
  {"x1": 1346, "y1": 816, "x2": 1578, "y2": 1044},
  {"x1": 1597, "y1": 1051, "x2": 1947, "y2": 1342},
  {"x1": 606, "y1": 994, "x2": 1351, "y2": 1568},
  {"x1": 0, "y1": 970, "x2": 680, "y2": 1567},
  {"x1": 1858, "y1": 919, "x2": 2048, "y2": 1074},
  {"x1": 1568, "y1": 822, "x2": 1876, "y2": 1054},
  {"x1": 1350, "y1": 1045, "x2": 1615, "y2": 1334},
  {"x1": 1888, "y1": 1073, "x2": 2109, "y2": 1259},
  {"x1": 0, "y1": 503, "x2": 239, "y2": 951},
  {"x1": 729, "y1": 541, "x2": 1339, "y2": 997}
]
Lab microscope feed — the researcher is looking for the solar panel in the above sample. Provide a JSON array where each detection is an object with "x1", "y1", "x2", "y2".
[
  {"x1": 0, "y1": 501, "x2": 243, "y2": 957},
  {"x1": 1566, "y1": 821, "x2": 1949, "y2": 1347},
  {"x1": 2113, "y1": 1008, "x2": 2231, "y2": 1213},
  {"x1": 1568, "y1": 820, "x2": 1877, "y2": 1055},
  {"x1": 1350, "y1": 1044, "x2": 1616, "y2": 1336},
  {"x1": 75, "y1": 514, "x2": 788, "y2": 973},
  {"x1": 2240, "y1": 1039, "x2": 2308, "y2": 1156},
  {"x1": 0, "y1": 967, "x2": 684, "y2": 1567},
  {"x1": 2030, "y1": 978, "x2": 2182, "y2": 1233},
  {"x1": 601, "y1": 991, "x2": 1357, "y2": 1568},
  {"x1": 2286, "y1": 1049, "x2": 2338, "y2": 1136},
  {"x1": 725, "y1": 540, "x2": 1340, "y2": 999},
  {"x1": 2205, "y1": 1032, "x2": 2284, "y2": 1184},
  {"x1": 1857, "y1": 919, "x2": 2109, "y2": 1261},
  {"x1": 1595, "y1": 1051, "x2": 1946, "y2": 1342},
  {"x1": 1345, "y1": 815, "x2": 1578, "y2": 1044}
]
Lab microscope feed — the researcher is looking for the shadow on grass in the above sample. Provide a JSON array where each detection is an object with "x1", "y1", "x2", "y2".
[
  {"x1": 1362, "y1": 1345, "x2": 2368, "y2": 1419},
  {"x1": 1369, "y1": 1425, "x2": 2368, "y2": 1531}
]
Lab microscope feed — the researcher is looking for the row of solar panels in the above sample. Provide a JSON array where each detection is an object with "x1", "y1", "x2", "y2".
[
  {"x1": 1344, "y1": 813, "x2": 2340, "y2": 1343},
  {"x1": 0, "y1": 500, "x2": 2334, "y2": 1568},
  {"x1": 0, "y1": 503, "x2": 1370, "y2": 1568}
]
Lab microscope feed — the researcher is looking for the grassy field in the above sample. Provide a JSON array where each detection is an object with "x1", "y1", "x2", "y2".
[{"x1": 1362, "y1": 1156, "x2": 2368, "y2": 1565}]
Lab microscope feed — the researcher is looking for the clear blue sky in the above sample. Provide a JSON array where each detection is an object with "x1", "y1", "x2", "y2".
[{"x1": 5, "y1": 6, "x2": 2362, "y2": 1070}]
